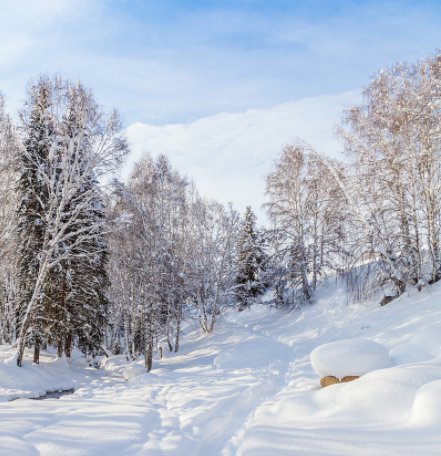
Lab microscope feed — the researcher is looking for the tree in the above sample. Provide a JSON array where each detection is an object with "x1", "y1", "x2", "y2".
[
  {"x1": 339, "y1": 53, "x2": 441, "y2": 297},
  {"x1": 265, "y1": 141, "x2": 348, "y2": 307},
  {"x1": 16, "y1": 81, "x2": 52, "y2": 364},
  {"x1": 15, "y1": 76, "x2": 128, "y2": 366},
  {"x1": 235, "y1": 206, "x2": 267, "y2": 311},
  {"x1": 0, "y1": 95, "x2": 19, "y2": 344},
  {"x1": 187, "y1": 196, "x2": 241, "y2": 333},
  {"x1": 107, "y1": 155, "x2": 189, "y2": 371}
]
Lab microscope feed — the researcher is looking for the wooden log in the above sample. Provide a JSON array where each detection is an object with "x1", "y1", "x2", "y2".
[
  {"x1": 320, "y1": 376, "x2": 340, "y2": 388},
  {"x1": 340, "y1": 375, "x2": 359, "y2": 383}
]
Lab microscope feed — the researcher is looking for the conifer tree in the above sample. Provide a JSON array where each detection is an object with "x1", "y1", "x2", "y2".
[
  {"x1": 15, "y1": 77, "x2": 128, "y2": 366},
  {"x1": 235, "y1": 206, "x2": 266, "y2": 311},
  {"x1": 16, "y1": 81, "x2": 52, "y2": 364}
]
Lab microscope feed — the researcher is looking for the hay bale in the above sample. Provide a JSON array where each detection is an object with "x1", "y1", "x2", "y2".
[
  {"x1": 340, "y1": 375, "x2": 359, "y2": 383},
  {"x1": 320, "y1": 376, "x2": 340, "y2": 388}
]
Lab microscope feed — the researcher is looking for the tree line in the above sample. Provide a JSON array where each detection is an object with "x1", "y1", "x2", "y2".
[
  {"x1": 0, "y1": 52, "x2": 440, "y2": 370},
  {"x1": 0, "y1": 76, "x2": 260, "y2": 369},
  {"x1": 266, "y1": 53, "x2": 441, "y2": 307}
]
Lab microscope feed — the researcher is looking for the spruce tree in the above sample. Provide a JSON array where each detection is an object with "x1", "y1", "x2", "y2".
[
  {"x1": 15, "y1": 77, "x2": 128, "y2": 366},
  {"x1": 16, "y1": 81, "x2": 52, "y2": 365},
  {"x1": 235, "y1": 207, "x2": 266, "y2": 311}
]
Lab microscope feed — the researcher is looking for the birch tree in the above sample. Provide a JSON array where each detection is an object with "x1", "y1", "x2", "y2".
[
  {"x1": 339, "y1": 53, "x2": 441, "y2": 296},
  {"x1": 187, "y1": 197, "x2": 241, "y2": 333},
  {"x1": 0, "y1": 95, "x2": 19, "y2": 343},
  {"x1": 265, "y1": 142, "x2": 347, "y2": 306},
  {"x1": 107, "y1": 155, "x2": 189, "y2": 370}
]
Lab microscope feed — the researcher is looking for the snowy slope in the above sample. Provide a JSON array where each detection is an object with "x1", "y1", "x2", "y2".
[{"x1": 1, "y1": 279, "x2": 441, "y2": 455}]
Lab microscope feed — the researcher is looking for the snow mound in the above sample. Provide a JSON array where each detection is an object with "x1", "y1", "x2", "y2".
[
  {"x1": 389, "y1": 327, "x2": 441, "y2": 364},
  {"x1": 333, "y1": 365, "x2": 441, "y2": 419},
  {"x1": 101, "y1": 355, "x2": 146, "y2": 380},
  {"x1": 100, "y1": 355, "x2": 128, "y2": 375},
  {"x1": 310, "y1": 338, "x2": 391, "y2": 378},
  {"x1": 122, "y1": 363, "x2": 145, "y2": 380},
  {"x1": 0, "y1": 352, "x2": 77, "y2": 401},
  {"x1": 408, "y1": 379, "x2": 441, "y2": 427}
]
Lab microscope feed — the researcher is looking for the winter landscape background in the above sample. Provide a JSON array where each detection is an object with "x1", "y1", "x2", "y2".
[{"x1": 1, "y1": 1, "x2": 441, "y2": 455}]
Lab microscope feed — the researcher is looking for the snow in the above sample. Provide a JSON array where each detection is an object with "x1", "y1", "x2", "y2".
[
  {"x1": 408, "y1": 379, "x2": 441, "y2": 427},
  {"x1": 100, "y1": 355, "x2": 146, "y2": 380},
  {"x1": 0, "y1": 348, "x2": 84, "y2": 402},
  {"x1": 310, "y1": 338, "x2": 392, "y2": 378},
  {"x1": 124, "y1": 91, "x2": 359, "y2": 221},
  {"x1": 1, "y1": 279, "x2": 441, "y2": 455}
]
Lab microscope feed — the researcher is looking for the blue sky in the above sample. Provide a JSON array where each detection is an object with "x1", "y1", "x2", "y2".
[
  {"x1": 2, "y1": 0, "x2": 441, "y2": 124},
  {"x1": 2, "y1": 0, "x2": 441, "y2": 216}
]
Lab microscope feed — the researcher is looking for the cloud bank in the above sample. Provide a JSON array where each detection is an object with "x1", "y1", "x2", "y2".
[{"x1": 124, "y1": 90, "x2": 360, "y2": 221}]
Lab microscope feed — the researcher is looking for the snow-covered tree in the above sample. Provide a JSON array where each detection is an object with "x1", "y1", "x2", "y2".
[
  {"x1": 107, "y1": 155, "x2": 189, "y2": 370},
  {"x1": 15, "y1": 77, "x2": 128, "y2": 366},
  {"x1": 339, "y1": 53, "x2": 441, "y2": 298},
  {"x1": 235, "y1": 206, "x2": 267, "y2": 311},
  {"x1": 265, "y1": 142, "x2": 348, "y2": 307},
  {"x1": 186, "y1": 196, "x2": 241, "y2": 332},
  {"x1": 0, "y1": 95, "x2": 19, "y2": 344}
]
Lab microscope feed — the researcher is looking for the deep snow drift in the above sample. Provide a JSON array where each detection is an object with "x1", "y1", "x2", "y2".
[
  {"x1": 310, "y1": 338, "x2": 392, "y2": 378},
  {"x1": 1, "y1": 278, "x2": 441, "y2": 455}
]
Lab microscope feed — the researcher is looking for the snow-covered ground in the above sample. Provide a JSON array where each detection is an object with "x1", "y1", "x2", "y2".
[{"x1": 1, "y1": 278, "x2": 441, "y2": 455}]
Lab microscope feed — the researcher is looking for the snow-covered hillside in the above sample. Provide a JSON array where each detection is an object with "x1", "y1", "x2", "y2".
[{"x1": 1, "y1": 279, "x2": 441, "y2": 455}]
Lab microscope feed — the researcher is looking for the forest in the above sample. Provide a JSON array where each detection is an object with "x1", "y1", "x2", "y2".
[{"x1": 1, "y1": 52, "x2": 441, "y2": 371}]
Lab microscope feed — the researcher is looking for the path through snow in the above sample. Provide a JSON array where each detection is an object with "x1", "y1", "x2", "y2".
[
  {"x1": 0, "y1": 318, "x2": 295, "y2": 456},
  {"x1": 2, "y1": 279, "x2": 441, "y2": 455}
]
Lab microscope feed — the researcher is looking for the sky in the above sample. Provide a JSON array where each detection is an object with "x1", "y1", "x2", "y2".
[{"x1": 2, "y1": 0, "x2": 441, "y2": 219}]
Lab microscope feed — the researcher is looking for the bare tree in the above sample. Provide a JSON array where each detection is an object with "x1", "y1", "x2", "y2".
[
  {"x1": 186, "y1": 192, "x2": 241, "y2": 334},
  {"x1": 339, "y1": 54, "x2": 441, "y2": 298},
  {"x1": 265, "y1": 141, "x2": 348, "y2": 306},
  {"x1": 107, "y1": 155, "x2": 189, "y2": 371},
  {"x1": 0, "y1": 95, "x2": 19, "y2": 343}
]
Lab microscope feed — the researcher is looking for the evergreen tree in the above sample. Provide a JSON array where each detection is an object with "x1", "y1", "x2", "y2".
[
  {"x1": 16, "y1": 80, "x2": 52, "y2": 364},
  {"x1": 235, "y1": 207, "x2": 266, "y2": 311},
  {"x1": 15, "y1": 77, "x2": 128, "y2": 367}
]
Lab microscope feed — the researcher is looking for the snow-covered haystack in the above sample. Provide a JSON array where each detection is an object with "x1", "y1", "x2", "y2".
[{"x1": 310, "y1": 338, "x2": 392, "y2": 386}]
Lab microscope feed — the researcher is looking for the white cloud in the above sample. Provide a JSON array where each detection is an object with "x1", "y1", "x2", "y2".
[{"x1": 124, "y1": 90, "x2": 360, "y2": 223}]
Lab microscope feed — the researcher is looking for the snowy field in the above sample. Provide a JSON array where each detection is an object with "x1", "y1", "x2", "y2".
[{"x1": 1, "y1": 279, "x2": 441, "y2": 455}]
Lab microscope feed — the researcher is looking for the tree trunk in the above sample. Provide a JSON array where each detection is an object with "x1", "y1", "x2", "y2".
[
  {"x1": 57, "y1": 339, "x2": 63, "y2": 357},
  {"x1": 144, "y1": 333, "x2": 153, "y2": 372},
  {"x1": 174, "y1": 317, "x2": 181, "y2": 353},
  {"x1": 167, "y1": 335, "x2": 173, "y2": 352},
  {"x1": 197, "y1": 289, "x2": 209, "y2": 333},
  {"x1": 33, "y1": 339, "x2": 40, "y2": 364},
  {"x1": 15, "y1": 252, "x2": 50, "y2": 367},
  {"x1": 64, "y1": 332, "x2": 72, "y2": 358}
]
